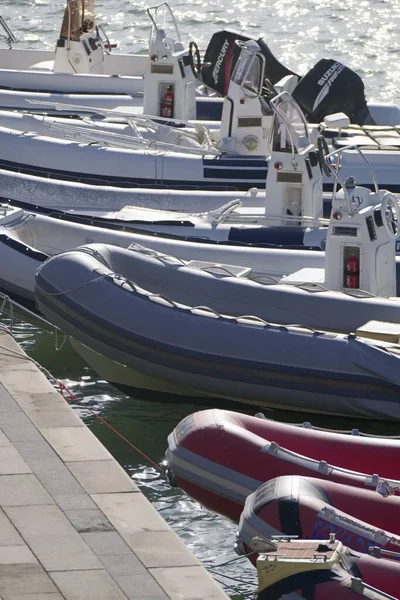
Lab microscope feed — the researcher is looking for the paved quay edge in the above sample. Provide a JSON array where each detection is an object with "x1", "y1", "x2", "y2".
[{"x1": 0, "y1": 330, "x2": 230, "y2": 600}]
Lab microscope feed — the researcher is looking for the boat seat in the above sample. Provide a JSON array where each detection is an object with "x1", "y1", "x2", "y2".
[
  {"x1": 29, "y1": 60, "x2": 54, "y2": 71},
  {"x1": 363, "y1": 124, "x2": 400, "y2": 131},
  {"x1": 332, "y1": 135, "x2": 378, "y2": 148},
  {"x1": 280, "y1": 267, "x2": 325, "y2": 286},
  {"x1": 331, "y1": 126, "x2": 400, "y2": 150},
  {"x1": 324, "y1": 124, "x2": 400, "y2": 138},
  {"x1": 356, "y1": 320, "x2": 400, "y2": 343},
  {"x1": 274, "y1": 74, "x2": 299, "y2": 95}
]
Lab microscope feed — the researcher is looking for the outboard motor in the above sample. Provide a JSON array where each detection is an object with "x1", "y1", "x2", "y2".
[
  {"x1": 54, "y1": 0, "x2": 105, "y2": 74},
  {"x1": 292, "y1": 59, "x2": 375, "y2": 125},
  {"x1": 264, "y1": 92, "x2": 323, "y2": 225},
  {"x1": 219, "y1": 40, "x2": 275, "y2": 156},
  {"x1": 254, "y1": 536, "x2": 399, "y2": 600},
  {"x1": 143, "y1": 3, "x2": 197, "y2": 121},
  {"x1": 201, "y1": 29, "x2": 297, "y2": 96},
  {"x1": 324, "y1": 171, "x2": 400, "y2": 297}
]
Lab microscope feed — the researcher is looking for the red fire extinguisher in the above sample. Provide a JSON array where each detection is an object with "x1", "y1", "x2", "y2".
[
  {"x1": 160, "y1": 85, "x2": 174, "y2": 118},
  {"x1": 346, "y1": 253, "x2": 359, "y2": 288}
]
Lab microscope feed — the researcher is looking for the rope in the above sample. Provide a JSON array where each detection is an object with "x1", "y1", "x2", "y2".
[
  {"x1": 41, "y1": 272, "x2": 110, "y2": 296},
  {"x1": 208, "y1": 570, "x2": 257, "y2": 598},
  {"x1": 0, "y1": 332, "x2": 60, "y2": 384},
  {"x1": 288, "y1": 421, "x2": 400, "y2": 439},
  {"x1": 56, "y1": 381, "x2": 166, "y2": 477},
  {"x1": 0, "y1": 295, "x2": 166, "y2": 477},
  {"x1": 255, "y1": 414, "x2": 400, "y2": 439}
]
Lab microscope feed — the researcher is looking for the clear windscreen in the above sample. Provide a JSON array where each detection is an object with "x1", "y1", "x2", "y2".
[
  {"x1": 231, "y1": 48, "x2": 263, "y2": 97},
  {"x1": 147, "y1": 3, "x2": 181, "y2": 48},
  {"x1": 271, "y1": 93, "x2": 311, "y2": 151}
]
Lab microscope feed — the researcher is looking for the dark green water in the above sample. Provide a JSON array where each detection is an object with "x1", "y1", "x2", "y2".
[{"x1": 6, "y1": 313, "x2": 400, "y2": 599}]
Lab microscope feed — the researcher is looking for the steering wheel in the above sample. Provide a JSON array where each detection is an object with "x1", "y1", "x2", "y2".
[
  {"x1": 317, "y1": 135, "x2": 332, "y2": 177},
  {"x1": 262, "y1": 78, "x2": 277, "y2": 102},
  {"x1": 381, "y1": 192, "x2": 400, "y2": 239},
  {"x1": 188, "y1": 41, "x2": 201, "y2": 78},
  {"x1": 96, "y1": 24, "x2": 112, "y2": 54}
]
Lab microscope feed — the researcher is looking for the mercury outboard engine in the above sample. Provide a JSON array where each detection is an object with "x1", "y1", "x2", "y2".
[
  {"x1": 201, "y1": 30, "x2": 296, "y2": 96},
  {"x1": 292, "y1": 58, "x2": 375, "y2": 125}
]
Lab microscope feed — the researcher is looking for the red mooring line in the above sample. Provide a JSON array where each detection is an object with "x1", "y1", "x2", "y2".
[{"x1": 57, "y1": 381, "x2": 165, "y2": 474}]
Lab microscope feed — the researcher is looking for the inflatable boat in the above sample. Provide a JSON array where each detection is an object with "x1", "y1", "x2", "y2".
[
  {"x1": 166, "y1": 409, "x2": 400, "y2": 522},
  {"x1": 237, "y1": 475, "x2": 400, "y2": 559},
  {"x1": 5, "y1": 132, "x2": 397, "y2": 304},
  {"x1": 0, "y1": 2, "x2": 226, "y2": 123},
  {"x1": 34, "y1": 254, "x2": 400, "y2": 418},
  {"x1": 3, "y1": 38, "x2": 400, "y2": 192},
  {"x1": 33, "y1": 167, "x2": 400, "y2": 318},
  {"x1": 253, "y1": 536, "x2": 400, "y2": 599},
  {"x1": 0, "y1": 91, "x2": 332, "y2": 253},
  {"x1": 0, "y1": 3, "x2": 198, "y2": 108},
  {"x1": 0, "y1": 198, "x2": 332, "y2": 306},
  {"x1": 34, "y1": 222, "x2": 400, "y2": 419},
  {"x1": 1, "y1": 89, "x2": 400, "y2": 264},
  {"x1": 0, "y1": 90, "x2": 329, "y2": 228},
  {"x1": 0, "y1": 45, "x2": 311, "y2": 192},
  {"x1": 33, "y1": 170, "x2": 400, "y2": 416}
]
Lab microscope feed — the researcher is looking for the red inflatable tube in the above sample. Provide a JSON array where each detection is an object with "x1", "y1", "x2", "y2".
[{"x1": 167, "y1": 409, "x2": 400, "y2": 521}]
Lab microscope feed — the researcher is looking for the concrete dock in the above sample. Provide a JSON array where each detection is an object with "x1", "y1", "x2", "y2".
[{"x1": 0, "y1": 330, "x2": 230, "y2": 600}]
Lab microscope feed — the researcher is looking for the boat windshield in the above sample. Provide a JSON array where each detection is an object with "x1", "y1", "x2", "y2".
[
  {"x1": 231, "y1": 45, "x2": 263, "y2": 98},
  {"x1": 0, "y1": 16, "x2": 17, "y2": 49},
  {"x1": 147, "y1": 3, "x2": 181, "y2": 51},
  {"x1": 270, "y1": 92, "x2": 311, "y2": 152},
  {"x1": 59, "y1": 0, "x2": 96, "y2": 41}
]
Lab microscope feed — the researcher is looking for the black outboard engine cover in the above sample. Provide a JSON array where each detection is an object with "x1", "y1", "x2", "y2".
[
  {"x1": 201, "y1": 30, "x2": 297, "y2": 96},
  {"x1": 292, "y1": 58, "x2": 374, "y2": 125},
  {"x1": 257, "y1": 38, "x2": 297, "y2": 85},
  {"x1": 201, "y1": 30, "x2": 254, "y2": 96}
]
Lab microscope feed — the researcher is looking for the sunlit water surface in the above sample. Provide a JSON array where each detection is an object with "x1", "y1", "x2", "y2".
[{"x1": 1, "y1": 0, "x2": 400, "y2": 595}]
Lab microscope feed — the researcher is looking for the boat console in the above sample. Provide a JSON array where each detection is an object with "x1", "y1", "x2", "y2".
[
  {"x1": 219, "y1": 40, "x2": 275, "y2": 156},
  {"x1": 282, "y1": 144, "x2": 400, "y2": 298},
  {"x1": 264, "y1": 92, "x2": 323, "y2": 225},
  {"x1": 52, "y1": 0, "x2": 107, "y2": 74},
  {"x1": 143, "y1": 3, "x2": 197, "y2": 121}
]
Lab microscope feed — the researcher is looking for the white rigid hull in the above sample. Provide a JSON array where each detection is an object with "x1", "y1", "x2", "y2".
[
  {"x1": 0, "y1": 88, "x2": 146, "y2": 114},
  {"x1": 0, "y1": 118, "x2": 400, "y2": 193},
  {"x1": 0, "y1": 124, "x2": 267, "y2": 191},
  {"x1": 0, "y1": 49, "x2": 147, "y2": 95},
  {"x1": 0, "y1": 166, "x2": 253, "y2": 212},
  {"x1": 0, "y1": 1, "x2": 174, "y2": 98}
]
